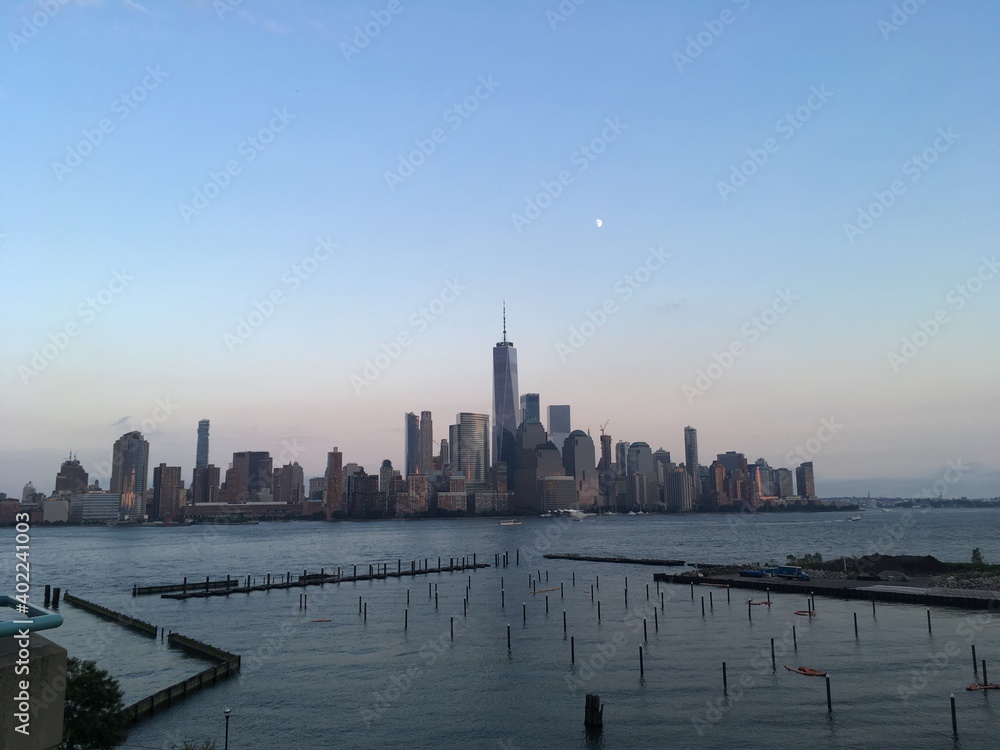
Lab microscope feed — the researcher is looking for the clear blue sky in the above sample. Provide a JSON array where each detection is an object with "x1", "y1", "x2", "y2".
[{"x1": 3, "y1": 0, "x2": 998, "y2": 499}]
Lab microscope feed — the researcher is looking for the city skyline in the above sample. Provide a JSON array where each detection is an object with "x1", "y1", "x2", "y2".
[{"x1": 3, "y1": 2, "x2": 998, "y2": 500}]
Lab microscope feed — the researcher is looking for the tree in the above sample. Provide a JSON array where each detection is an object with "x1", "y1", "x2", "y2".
[
  {"x1": 972, "y1": 547, "x2": 986, "y2": 566},
  {"x1": 60, "y1": 658, "x2": 129, "y2": 750}
]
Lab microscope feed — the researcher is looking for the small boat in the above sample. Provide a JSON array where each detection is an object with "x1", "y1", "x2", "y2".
[
  {"x1": 785, "y1": 665, "x2": 827, "y2": 677},
  {"x1": 794, "y1": 610, "x2": 817, "y2": 616},
  {"x1": 882, "y1": 508, "x2": 891, "y2": 513},
  {"x1": 746, "y1": 599, "x2": 772, "y2": 606},
  {"x1": 967, "y1": 683, "x2": 1000, "y2": 691},
  {"x1": 498, "y1": 519, "x2": 521, "y2": 526},
  {"x1": 848, "y1": 515, "x2": 862, "y2": 522}
]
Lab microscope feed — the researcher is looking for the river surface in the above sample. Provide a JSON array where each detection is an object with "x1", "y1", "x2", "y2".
[{"x1": 11, "y1": 509, "x2": 1000, "y2": 749}]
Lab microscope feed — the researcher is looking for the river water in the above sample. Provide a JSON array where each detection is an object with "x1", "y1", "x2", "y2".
[{"x1": 14, "y1": 509, "x2": 1000, "y2": 749}]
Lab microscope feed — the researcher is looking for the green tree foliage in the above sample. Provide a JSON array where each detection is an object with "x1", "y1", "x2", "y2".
[
  {"x1": 971, "y1": 547, "x2": 986, "y2": 566},
  {"x1": 60, "y1": 658, "x2": 129, "y2": 750}
]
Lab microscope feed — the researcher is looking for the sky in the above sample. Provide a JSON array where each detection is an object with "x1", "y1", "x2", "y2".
[{"x1": 2, "y1": 0, "x2": 998, "y2": 500}]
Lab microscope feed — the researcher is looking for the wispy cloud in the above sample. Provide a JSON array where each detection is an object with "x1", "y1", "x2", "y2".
[
  {"x1": 111, "y1": 415, "x2": 132, "y2": 428},
  {"x1": 238, "y1": 9, "x2": 290, "y2": 34},
  {"x1": 122, "y1": 0, "x2": 152, "y2": 14}
]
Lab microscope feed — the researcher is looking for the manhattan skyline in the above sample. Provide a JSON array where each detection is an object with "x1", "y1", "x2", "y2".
[{"x1": 3, "y1": 1, "x2": 999, "y2": 499}]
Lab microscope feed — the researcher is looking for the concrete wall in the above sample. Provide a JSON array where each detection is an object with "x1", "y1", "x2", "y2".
[{"x1": 0, "y1": 633, "x2": 67, "y2": 750}]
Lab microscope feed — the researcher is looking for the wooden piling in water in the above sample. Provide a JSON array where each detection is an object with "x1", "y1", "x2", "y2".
[
  {"x1": 405, "y1": 608, "x2": 408, "y2": 630},
  {"x1": 983, "y1": 660, "x2": 988, "y2": 685},
  {"x1": 722, "y1": 662, "x2": 727, "y2": 692},
  {"x1": 523, "y1": 603, "x2": 526, "y2": 623},
  {"x1": 709, "y1": 591, "x2": 713, "y2": 610},
  {"x1": 598, "y1": 601, "x2": 601, "y2": 622},
  {"x1": 571, "y1": 635, "x2": 576, "y2": 663},
  {"x1": 584, "y1": 694, "x2": 603, "y2": 727},
  {"x1": 654, "y1": 608, "x2": 658, "y2": 632},
  {"x1": 451, "y1": 616, "x2": 454, "y2": 640},
  {"x1": 854, "y1": 612, "x2": 858, "y2": 638},
  {"x1": 951, "y1": 693, "x2": 958, "y2": 735},
  {"x1": 972, "y1": 645, "x2": 977, "y2": 672},
  {"x1": 640, "y1": 646, "x2": 644, "y2": 677},
  {"x1": 563, "y1": 610, "x2": 567, "y2": 633},
  {"x1": 793, "y1": 625, "x2": 797, "y2": 650},
  {"x1": 701, "y1": 597, "x2": 705, "y2": 617},
  {"x1": 826, "y1": 675, "x2": 832, "y2": 712},
  {"x1": 643, "y1": 618, "x2": 647, "y2": 642},
  {"x1": 561, "y1": 582, "x2": 564, "y2": 598},
  {"x1": 545, "y1": 595, "x2": 549, "y2": 614},
  {"x1": 771, "y1": 638, "x2": 775, "y2": 670},
  {"x1": 363, "y1": 602, "x2": 367, "y2": 622},
  {"x1": 927, "y1": 609, "x2": 932, "y2": 634},
  {"x1": 507, "y1": 623, "x2": 511, "y2": 651}
]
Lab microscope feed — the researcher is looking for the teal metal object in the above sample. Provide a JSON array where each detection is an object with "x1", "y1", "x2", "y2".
[{"x1": 0, "y1": 596, "x2": 63, "y2": 637}]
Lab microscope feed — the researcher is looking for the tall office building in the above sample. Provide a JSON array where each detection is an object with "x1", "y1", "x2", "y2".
[
  {"x1": 152, "y1": 464, "x2": 183, "y2": 521},
  {"x1": 325, "y1": 448, "x2": 344, "y2": 516},
  {"x1": 419, "y1": 410, "x2": 434, "y2": 474},
  {"x1": 229, "y1": 451, "x2": 272, "y2": 503},
  {"x1": 439, "y1": 439, "x2": 449, "y2": 469},
  {"x1": 615, "y1": 441, "x2": 631, "y2": 476},
  {"x1": 598, "y1": 432, "x2": 613, "y2": 508},
  {"x1": 775, "y1": 467, "x2": 794, "y2": 497},
  {"x1": 519, "y1": 393, "x2": 540, "y2": 423},
  {"x1": 547, "y1": 405, "x2": 571, "y2": 450},
  {"x1": 379, "y1": 459, "x2": 395, "y2": 495},
  {"x1": 563, "y1": 431, "x2": 599, "y2": 508},
  {"x1": 111, "y1": 430, "x2": 149, "y2": 520},
  {"x1": 683, "y1": 426, "x2": 699, "y2": 499},
  {"x1": 196, "y1": 419, "x2": 210, "y2": 470},
  {"x1": 492, "y1": 309, "x2": 520, "y2": 480},
  {"x1": 54, "y1": 454, "x2": 88, "y2": 495},
  {"x1": 191, "y1": 464, "x2": 220, "y2": 504},
  {"x1": 456, "y1": 412, "x2": 490, "y2": 484},
  {"x1": 448, "y1": 424, "x2": 460, "y2": 467},
  {"x1": 273, "y1": 462, "x2": 305, "y2": 505},
  {"x1": 796, "y1": 461, "x2": 816, "y2": 499},
  {"x1": 404, "y1": 412, "x2": 420, "y2": 477}
]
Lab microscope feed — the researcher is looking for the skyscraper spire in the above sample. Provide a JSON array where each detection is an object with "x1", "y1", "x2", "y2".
[{"x1": 502, "y1": 301, "x2": 507, "y2": 343}]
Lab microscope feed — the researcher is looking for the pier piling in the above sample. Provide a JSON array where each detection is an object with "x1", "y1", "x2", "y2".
[
  {"x1": 927, "y1": 609, "x2": 932, "y2": 634},
  {"x1": 363, "y1": 602, "x2": 367, "y2": 622},
  {"x1": 545, "y1": 595, "x2": 549, "y2": 614},
  {"x1": 52, "y1": 587, "x2": 60, "y2": 608},
  {"x1": 643, "y1": 618, "x2": 647, "y2": 642},
  {"x1": 571, "y1": 635, "x2": 575, "y2": 664},
  {"x1": 451, "y1": 616, "x2": 454, "y2": 641},
  {"x1": 972, "y1": 645, "x2": 977, "y2": 672},
  {"x1": 405, "y1": 608, "x2": 408, "y2": 630},
  {"x1": 654, "y1": 609, "x2": 658, "y2": 632},
  {"x1": 523, "y1": 603, "x2": 526, "y2": 623},
  {"x1": 561, "y1": 582, "x2": 564, "y2": 598},
  {"x1": 701, "y1": 597, "x2": 705, "y2": 617},
  {"x1": 639, "y1": 646, "x2": 644, "y2": 677},
  {"x1": 826, "y1": 675, "x2": 832, "y2": 712},
  {"x1": 951, "y1": 693, "x2": 958, "y2": 735},
  {"x1": 983, "y1": 660, "x2": 988, "y2": 685},
  {"x1": 584, "y1": 694, "x2": 603, "y2": 728},
  {"x1": 854, "y1": 612, "x2": 858, "y2": 638},
  {"x1": 709, "y1": 591, "x2": 713, "y2": 610},
  {"x1": 793, "y1": 625, "x2": 797, "y2": 650},
  {"x1": 722, "y1": 662, "x2": 727, "y2": 693},
  {"x1": 598, "y1": 601, "x2": 601, "y2": 622},
  {"x1": 507, "y1": 623, "x2": 511, "y2": 651},
  {"x1": 771, "y1": 638, "x2": 776, "y2": 671},
  {"x1": 563, "y1": 610, "x2": 567, "y2": 633}
]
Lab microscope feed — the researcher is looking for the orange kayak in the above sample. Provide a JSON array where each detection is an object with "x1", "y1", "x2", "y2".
[
  {"x1": 794, "y1": 610, "x2": 817, "y2": 616},
  {"x1": 785, "y1": 666, "x2": 827, "y2": 677},
  {"x1": 966, "y1": 683, "x2": 1000, "y2": 691}
]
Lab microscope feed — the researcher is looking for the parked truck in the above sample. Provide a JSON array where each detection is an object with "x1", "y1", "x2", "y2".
[{"x1": 762, "y1": 565, "x2": 811, "y2": 581}]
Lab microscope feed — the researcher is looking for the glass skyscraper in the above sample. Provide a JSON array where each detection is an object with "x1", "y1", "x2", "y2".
[
  {"x1": 456, "y1": 412, "x2": 490, "y2": 484},
  {"x1": 196, "y1": 419, "x2": 210, "y2": 469},
  {"x1": 492, "y1": 311, "x2": 519, "y2": 480},
  {"x1": 404, "y1": 412, "x2": 420, "y2": 477},
  {"x1": 111, "y1": 430, "x2": 149, "y2": 520}
]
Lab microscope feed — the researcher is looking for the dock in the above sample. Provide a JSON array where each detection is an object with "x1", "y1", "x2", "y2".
[
  {"x1": 544, "y1": 553, "x2": 686, "y2": 566},
  {"x1": 653, "y1": 572, "x2": 1000, "y2": 610},
  {"x1": 150, "y1": 556, "x2": 488, "y2": 601}
]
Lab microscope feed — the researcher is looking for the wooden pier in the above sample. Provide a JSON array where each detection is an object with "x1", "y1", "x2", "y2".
[
  {"x1": 154, "y1": 557, "x2": 488, "y2": 601},
  {"x1": 544, "y1": 553, "x2": 686, "y2": 567},
  {"x1": 653, "y1": 572, "x2": 1000, "y2": 611}
]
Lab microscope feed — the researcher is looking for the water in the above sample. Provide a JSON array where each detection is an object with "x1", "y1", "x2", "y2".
[{"x1": 15, "y1": 509, "x2": 1000, "y2": 749}]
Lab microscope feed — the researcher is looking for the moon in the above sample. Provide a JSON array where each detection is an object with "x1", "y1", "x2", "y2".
[{"x1": 596, "y1": 219, "x2": 603, "y2": 228}]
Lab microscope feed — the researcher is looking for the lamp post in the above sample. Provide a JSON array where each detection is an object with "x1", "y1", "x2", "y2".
[{"x1": 224, "y1": 707, "x2": 231, "y2": 750}]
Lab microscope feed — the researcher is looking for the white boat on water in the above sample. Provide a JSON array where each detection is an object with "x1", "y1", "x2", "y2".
[
  {"x1": 498, "y1": 519, "x2": 521, "y2": 526},
  {"x1": 848, "y1": 515, "x2": 862, "y2": 522}
]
